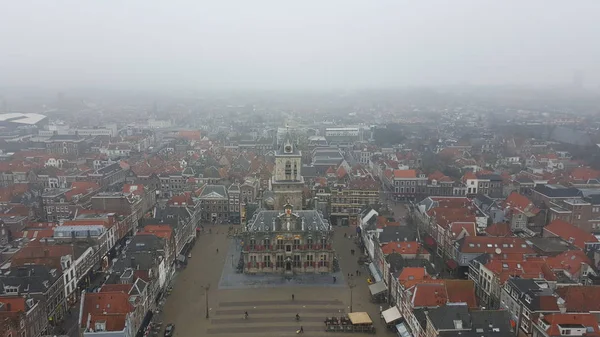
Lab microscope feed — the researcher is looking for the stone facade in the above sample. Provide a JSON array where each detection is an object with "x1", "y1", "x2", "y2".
[
  {"x1": 271, "y1": 133, "x2": 304, "y2": 210},
  {"x1": 241, "y1": 204, "x2": 334, "y2": 275}
]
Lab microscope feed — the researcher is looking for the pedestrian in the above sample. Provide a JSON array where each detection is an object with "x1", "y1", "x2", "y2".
[
  {"x1": 244, "y1": 311, "x2": 248, "y2": 319},
  {"x1": 292, "y1": 294, "x2": 295, "y2": 301},
  {"x1": 300, "y1": 326, "x2": 304, "y2": 334},
  {"x1": 333, "y1": 276, "x2": 337, "y2": 283},
  {"x1": 216, "y1": 248, "x2": 219, "y2": 253}
]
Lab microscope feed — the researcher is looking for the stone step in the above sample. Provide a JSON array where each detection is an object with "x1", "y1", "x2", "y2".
[
  {"x1": 207, "y1": 324, "x2": 331, "y2": 334},
  {"x1": 211, "y1": 316, "x2": 329, "y2": 325},
  {"x1": 219, "y1": 300, "x2": 343, "y2": 307},
  {"x1": 215, "y1": 307, "x2": 346, "y2": 316}
]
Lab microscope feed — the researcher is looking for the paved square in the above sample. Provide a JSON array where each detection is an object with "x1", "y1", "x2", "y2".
[{"x1": 158, "y1": 225, "x2": 394, "y2": 337}]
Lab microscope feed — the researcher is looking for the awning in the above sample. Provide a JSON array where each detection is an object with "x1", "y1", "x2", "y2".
[
  {"x1": 382, "y1": 306, "x2": 402, "y2": 324},
  {"x1": 348, "y1": 312, "x2": 372, "y2": 325},
  {"x1": 369, "y1": 281, "x2": 387, "y2": 296},
  {"x1": 424, "y1": 236, "x2": 436, "y2": 247},
  {"x1": 396, "y1": 322, "x2": 413, "y2": 337},
  {"x1": 446, "y1": 259, "x2": 458, "y2": 269},
  {"x1": 368, "y1": 263, "x2": 383, "y2": 283}
]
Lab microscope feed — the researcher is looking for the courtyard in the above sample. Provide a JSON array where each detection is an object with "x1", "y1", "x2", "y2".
[{"x1": 158, "y1": 224, "x2": 396, "y2": 337}]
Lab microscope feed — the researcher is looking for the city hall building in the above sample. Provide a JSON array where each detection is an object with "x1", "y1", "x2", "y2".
[{"x1": 242, "y1": 204, "x2": 334, "y2": 274}]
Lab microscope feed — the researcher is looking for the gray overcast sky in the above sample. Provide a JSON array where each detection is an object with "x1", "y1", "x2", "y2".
[{"x1": 1, "y1": 0, "x2": 599, "y2": 90}]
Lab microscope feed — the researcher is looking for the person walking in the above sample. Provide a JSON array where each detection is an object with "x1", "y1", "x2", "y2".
[
  {"x1": 299, "y1": 326, "x2": 304, "y2": 334},
  {"x1": 292, "y1": 294, "x2": 295, "y2": 301}
]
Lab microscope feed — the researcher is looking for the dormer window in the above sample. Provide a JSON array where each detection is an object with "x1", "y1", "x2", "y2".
[{"x1": 95, "y1": 321, "x2": 107, "y2": 331}]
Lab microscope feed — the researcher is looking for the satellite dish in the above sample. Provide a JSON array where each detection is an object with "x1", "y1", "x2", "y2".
[{"x1": 495, "y1": 248, "x2": 502, "y2": 255}]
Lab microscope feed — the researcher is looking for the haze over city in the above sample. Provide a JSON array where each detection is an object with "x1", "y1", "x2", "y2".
[
  {"x1": 4, "y1": 2, "x2": 600, "y2": 337},
  {"x1": 1, "y1": 0, "x2": 599, "y2": 90}
]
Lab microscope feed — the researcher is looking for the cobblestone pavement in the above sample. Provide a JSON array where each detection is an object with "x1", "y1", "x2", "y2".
[{"x1": 159, "y1": 224, "x2": 396, "y2": 337}]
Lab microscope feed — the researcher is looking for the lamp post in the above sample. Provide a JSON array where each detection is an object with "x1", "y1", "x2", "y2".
[
  {"x1": 349, "y1": 277, "x2": 356, "y2": 313},
  {"x1": 202, "y1": 284, "x2": 211, "y2": 319}
]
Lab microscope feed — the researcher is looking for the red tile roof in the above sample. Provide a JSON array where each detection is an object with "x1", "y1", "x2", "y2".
[
  {"x1": 381, "y1": 241, "x2": 423, "y2": 255},
  {"x1": 100, "y1": 284, "x2": 133, "y2": 293},
  {"x1": 555, "y1": 286, "x2": 600, "y2": 313},
  {"x1": 449, "y1": 222, "x2": 476, "y2": 239},
  {"x1": 444, "y1": 280, "x2": 478, "y2": 308},
  {"x1": 140, "y1": 225, "x2": 174, "y2": 240},
  {"x1": 398, "y1": 267, "x2": 430, "y2": 288},
  {"x1": 393, "y1": 169, "x2": 417, "y2": 179},
  {"x1": 81, "y1": 292, "x2": 132, "y2": 331},
  {"x1": 122, "y1": 184, "x2": 144, "y2": 195},
  {"x1": 459, "y1": 236, "x2": 535, "y2": 254},
  {"x1": 504, "y1": 191, "x2": 540, "y2": 216},
  {"x1": 484, "y1": 258, "x2": 557, "y2": 283},
  {"x1": 546, "y1": 250, "x2": 593, "y2": 276},
  {"x1": 0, "y1": 297, "x2": 26, "y2": 312},
  {"x1": 544, "y1": 220, "x2": 598, "y2": 250},
  {"x1": 570, "y1": 167, "x2": 600, "y2": 181},
  {"x1": 485, "y1": 223, "x2": 514, "y2": 237},
  {"x1": 538, "y1": 313, "x2": 600, "y2": 337},
  {"x1": 411, "y1": 280, "x2": 477, "y2": 308}
]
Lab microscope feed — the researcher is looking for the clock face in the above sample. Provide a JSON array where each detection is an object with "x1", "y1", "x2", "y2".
[{"x1": 285, "y1": 145, "x2": 292, "y2": 153}]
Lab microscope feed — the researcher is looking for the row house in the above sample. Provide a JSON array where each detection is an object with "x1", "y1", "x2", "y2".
[
  {"x1": 424, "y1": 304, "x2": 512, "y2": 337},
  {"x1": 0, "y1": 296, "x2": 44, "y2": 337},
  {"x1": 398, "y1": 279, "x2": 478, "y2": 337},
  {"x1": 501, "y1": 278, "x2": 560, "y2": 335},
  {"x1": 40, "y1": 180, "x2": 101, "y2": 222},
  {"x1": 144, "y1": 199, "x2": 199, "y2": 258},
  {"x1": 54, "y1": 213, "x2": 117, "y2": 273},
  {"x1": 546, "y1": 198, "x2": 596, "y2": 233},
  {"x1": 198, "y1": 185, "x2": 229, "y2": 222},
  {"x1": 543, "y1": 219, "x2": 600, "y2": 252},
  {"x1": 9, "y1": 241, "x2": 91, "y2": 306},
  {"x1": 503, "y1": 191, "x2": 544, "y2": 233},
  {"x1": 86, "y1": 161, "x2": 129, "y2": 188},
  {"x1": 228, "y1": 183, "x2": 241, "y2": 223},
  {"x1": 383, "y1": 169, "x2": 428, "y2": 201},
  {"x1": 426, "y1": 171, "x2": 464, "y2": 197},
  {"x1": 531, "y1": 313, "x2": 600, "y2": 337},
  {"x1": 80, "y1": 278, "x2": 149, "y2": 337},
  {"x1": 45, "y1": 135, "x2": 88, "y2": 159},
  {"x1": 469, "y1": 255, "x2": 554, "y2": 309},
  {"x1": 138, "y1": 225, "x2": 176, "y2": 279},
  {"x1": 450, "y1": 236, "x2": 536, "y2": 277},
  {"x1": 463, "y1": 171, "x2": 504, "y2": 198},
  {"x1": 0, "y1": 265, "x2": 66, "y2": 334},
  {"x1": 473, "y1": 250, "x2": 596, "y2": 310},
  {"x1": 329, "y1": 176, "x2": 380, "y2": 227},
  {"x1": 531, "y1": 184, "x2": 581, "y2": 208},
  {"x1": 91, "y1": 185, "x2": 157, "y2": 240},
  {"x1": 118, "y1": 234, "x2": 171, "y2": 306},
  {"x1": 240, "y1": 178, "x2": 260, "y2": 223}
]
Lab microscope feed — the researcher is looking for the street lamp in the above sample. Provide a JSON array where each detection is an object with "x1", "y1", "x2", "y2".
[
  {"x1": 349, "y1": 279, "x2": 356, "y2": 313},
  {"x1": 202, "y1": 284, "x2": 211, "y2": 319}
]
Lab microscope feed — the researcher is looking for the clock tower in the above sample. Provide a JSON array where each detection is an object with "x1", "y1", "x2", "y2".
[{"x1": 271, "y1": 132, "x2": 303, "y2": 210}]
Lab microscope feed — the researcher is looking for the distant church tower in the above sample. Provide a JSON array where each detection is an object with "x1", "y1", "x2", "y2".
[{"x1": 271, "y1": 132, "x2": 304, "y2": 210}]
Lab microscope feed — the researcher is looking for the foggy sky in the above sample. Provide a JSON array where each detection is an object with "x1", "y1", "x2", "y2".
[{"x1": 1, "y1": 1, "x2": 599, "y2": 90}]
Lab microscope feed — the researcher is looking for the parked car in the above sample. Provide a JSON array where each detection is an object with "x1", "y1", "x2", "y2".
[{"x1": 164, "y1": 324, "x2": 175, "y2": 337}]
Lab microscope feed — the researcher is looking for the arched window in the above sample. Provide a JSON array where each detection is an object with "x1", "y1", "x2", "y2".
[{"x1": 285, "y1": 161, "x2": 292, "y2": 178}]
